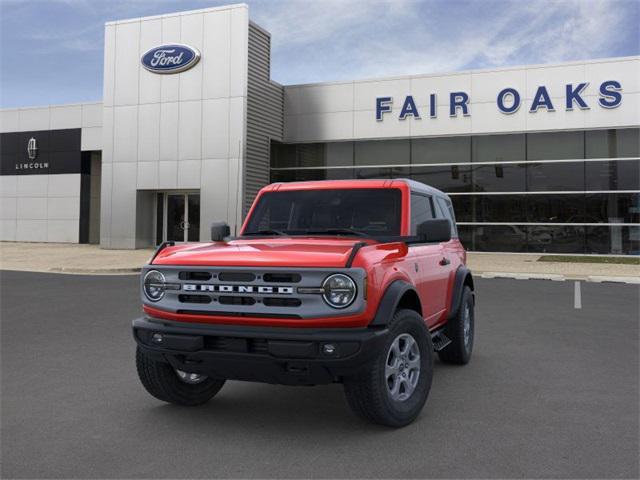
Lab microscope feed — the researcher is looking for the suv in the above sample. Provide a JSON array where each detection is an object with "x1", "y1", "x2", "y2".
[{"x1": 133, "y1": 179, "x2": 475, "y2": 427}]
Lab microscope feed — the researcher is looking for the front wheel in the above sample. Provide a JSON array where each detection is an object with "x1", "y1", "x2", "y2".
[
  {"x1": 343, "y1": 309, "x2": 433, "y2": 427},
  {"x1": 136, "y1": 347, "x2": 225, "y2": 406}
]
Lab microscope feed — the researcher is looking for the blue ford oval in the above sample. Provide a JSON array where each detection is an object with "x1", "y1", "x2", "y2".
[{"x1": 141, "y1": 44, "x2": 201, "y2": 74}]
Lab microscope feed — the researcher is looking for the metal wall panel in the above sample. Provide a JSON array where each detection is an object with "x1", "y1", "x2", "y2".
[
  {"x1": 284, "y1": 57, "x2": 640, "y2": 142},
  {"x1": 100, "y1": 4, "x2": 250, "y2": 248},
  {"x1": 244, "y1": 23, "x2": 284, "y2": 214}
]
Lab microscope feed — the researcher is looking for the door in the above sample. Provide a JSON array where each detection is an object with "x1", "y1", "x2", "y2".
[
  {"x1": 186, "y1": 194, "x2": 200, "y2": 242},
  {"x1": 163, "y1": 193, "x2": 200, "y2": 242},
  {"x1": 410, "y1": 193, "x2": 450, "y2": 326}
]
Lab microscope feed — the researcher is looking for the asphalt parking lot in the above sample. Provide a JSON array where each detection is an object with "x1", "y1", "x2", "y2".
[{"x1": 1, "y1": 271, "x2": 638, "y2": 479}]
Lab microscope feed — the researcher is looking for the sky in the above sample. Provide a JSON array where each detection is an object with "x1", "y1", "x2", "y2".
[{"x1": 0, "y1": 0, "x2": 638, "y2": 108}]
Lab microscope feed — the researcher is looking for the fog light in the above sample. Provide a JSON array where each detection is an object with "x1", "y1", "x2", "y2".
[
  {"x1": 323, "y1": 343, "x2": 336, "y2": 354},
  {"x1": 152, "y1": 333, "x2": 163, "y2": 344}
]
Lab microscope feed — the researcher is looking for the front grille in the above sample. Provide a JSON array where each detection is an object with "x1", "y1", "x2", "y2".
[
  {"x1": 219, "y1": 296, "x2": 256, "y2": 306},
  {"x1": 218, "y1": 271, "x2": 256, "y2": 282},
  {"x1": 179, "y1": 271, "x2": 212, "y2": 281},
  {"x1": 263, "y1": 297, "x2": 302, "y2": 307},
  {"x1": 179, "y1": 294, "x2": 211, "y2": 304},
  {"x1": 146, "y1": 266, "x2": 366, "y2": 320},
  {"x1": 263, "y1": 273, "x2": 301, "y2": 283}
]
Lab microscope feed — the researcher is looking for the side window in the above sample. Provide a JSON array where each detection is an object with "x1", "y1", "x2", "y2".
[
  {"x1": 436, "y1": 197, "x2": 458, "y2": 238},
  {"x1": 410, "y1": 193, "x2": 434, "y2": 234}
]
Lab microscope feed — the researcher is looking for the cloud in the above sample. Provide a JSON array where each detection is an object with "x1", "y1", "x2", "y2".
[
  {"x1": 0, "y1": 0, "x2": 637, "y2": 107},
  {"x1": 251, "y1": 0, "x2": 416, "y2": 48},
  {"x1": 24, "y1": 24, "x2": 103, "y2": 53},
  {"x1": 253, "y1": 0, "x2": 637, "y2": 84}
]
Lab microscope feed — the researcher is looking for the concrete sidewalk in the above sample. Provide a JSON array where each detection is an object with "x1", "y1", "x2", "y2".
[
  {"x1": 0, "y1": 242, "x2": 154, "y2": 274},
  {"x1": 1, "y1": 242, "x2": 638, "y2": 282},
  {"x1": 468, "y1": 252, "x2": 640, "y2": 283}
]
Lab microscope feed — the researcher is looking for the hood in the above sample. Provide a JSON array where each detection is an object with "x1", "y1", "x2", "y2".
[{"x1": 152, "y1": 238, "x2": 374, "y2": 268}]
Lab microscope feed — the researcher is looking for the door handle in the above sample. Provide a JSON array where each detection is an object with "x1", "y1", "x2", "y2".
[{"x1": 439, "y1": 257, "x2": 450, "y2": 266}]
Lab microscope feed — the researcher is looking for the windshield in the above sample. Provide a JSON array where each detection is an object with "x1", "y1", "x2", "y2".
[{"x1": 243, "y1": 188, "x2": 402, "y2": 237}]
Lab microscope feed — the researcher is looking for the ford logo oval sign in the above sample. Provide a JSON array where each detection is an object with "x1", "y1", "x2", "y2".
[{"x1": 141, "y1": 44, "x2": 201, "y2": 74}]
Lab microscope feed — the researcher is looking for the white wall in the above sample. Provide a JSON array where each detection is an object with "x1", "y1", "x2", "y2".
[
  {"x1": 0, "y1": 102, "x2": 103, "y2": 149},
  {"x1": 0, "y1": 174, "x2": 81, "y2": 243},
  {"x1": 100, "y1": 4, "x2": 249, "y2": 248},
  {"x1": 283, "y1": 57, "x2": 640, "y2": 142},
  {"x1": 0, "y1": 102, "x2": 101, "y2": 244}
]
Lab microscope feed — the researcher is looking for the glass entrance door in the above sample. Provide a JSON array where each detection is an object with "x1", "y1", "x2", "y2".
[
  {"x1": 186, "y1": 194, "x2": 200, "y2": 242},
  {"x1": 163, "y1": 192, "x2": 200, "y2": 242}
]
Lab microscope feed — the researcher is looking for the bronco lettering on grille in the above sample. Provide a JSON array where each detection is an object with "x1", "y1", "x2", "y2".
[{"x1": 182, "y1": 284, "x2": 294, "y2": 295}]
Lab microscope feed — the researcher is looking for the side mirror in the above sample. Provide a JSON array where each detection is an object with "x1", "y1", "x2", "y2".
[
  {"x1": 210, "y1": 222, "x2": 230, "y2": 242},
  {"x1": 417, "y1": 219, "x2": 451, "y2": 243}
]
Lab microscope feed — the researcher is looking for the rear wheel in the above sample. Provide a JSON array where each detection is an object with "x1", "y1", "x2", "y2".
[
  {"x1": 438, "y1": 286, "x2": 474, "y2": 365},
  {"x1": 343, "y1": 309, "x2": 433, "y2": 427},
  {"x1": 136, "y1": 347, "x2": 225, "y2": 406}
]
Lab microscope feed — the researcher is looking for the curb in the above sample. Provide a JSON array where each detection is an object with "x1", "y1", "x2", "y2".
[
  {"x1": 48, "y1": 267, "x2": 142, "y2": 274},
  {"x1": 477, "y1": 271, "x2": 640, "y2": 284},
  {"x1": 587, "y1": 275, "x2": 640, "y2": 284}
]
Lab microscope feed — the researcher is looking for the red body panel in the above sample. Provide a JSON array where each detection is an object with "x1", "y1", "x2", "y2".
[{"x1": 147, "y1": 179, "x2": 466, "y2": 330}]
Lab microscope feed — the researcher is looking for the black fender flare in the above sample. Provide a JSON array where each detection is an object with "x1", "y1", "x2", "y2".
[
  {"x1": 448, "y1": 266, "x2": 475, "y2": 320},
  {"x1": 370, "y1": 280, "x2": 420, "y2": 327}
]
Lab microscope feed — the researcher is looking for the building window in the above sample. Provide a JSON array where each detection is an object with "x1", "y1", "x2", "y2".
[
  {"x1": 355, "y1": 166, "x2": 409, "y2": 180},
  {"x1": 472, "y1": 133, "x2": 525, "y2": 163},
  {"x1": 585, "y1": 160, "x2": 640, "y2": 190},
  {"x1": 526, "y1": 161, "x2": 585, "y2": 191},
  {"x1": 270, "y1": 141, "x2": 354, "y2": 168},
  {"x1": 525, "y1": 226, "x2": 586, "y2": 254},
  {"x1": 585, "y1": 128, "x2": 640, "y2": 158},
  {"x1": 527, "y1": 131, "x2": 584, "y2": 160},
  {"x1": 269, "y1": 128, "x2": 640, "y2": 255},
  {"x1": 411, "y1": 165, "x2": 473, "y2": 192},
  {"x1": 525, "y1": 194, "x2": 585, "y2": 223},
  {"x1": 471, "y1": 163, "x2": 526, "y2": 192},
  {"x1": 585, "y1": 192, "x2": 640, "y2": 224},
  {"x1": 354, "y1": 139, "x2": 409, "y2": 166},
  {"x1": 586, "y1": 226, "x2": 639, "y2": 255},
  {"x1": 411, "y1": 136, "x2": 470, "y2": 164},
  {"x1": 271, "y1": 142, "x2": 297, "y2": 168},
  {"x1": 472, "y1": 194, "x2": 528, "y2": 223}
]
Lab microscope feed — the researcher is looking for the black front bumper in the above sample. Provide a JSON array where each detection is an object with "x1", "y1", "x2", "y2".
[{"x1": 133, "y1": 317, "x2": 389, "y2": 385}]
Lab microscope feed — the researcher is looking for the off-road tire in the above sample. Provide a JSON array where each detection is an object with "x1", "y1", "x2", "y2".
[
  {"x1": 438, "y1": 286, "x2": 474, "y2": 365},
  {"x1": 343, "y1": 309, "x2": 433, "y2": 427},
  {"x1": 136, "y1": 347, "x2": 225, "y2": 406}
]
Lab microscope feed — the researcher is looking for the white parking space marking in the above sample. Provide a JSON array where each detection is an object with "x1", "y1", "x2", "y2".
[{"x1": 574, "y1": 281, "x2": 582, "y2": 309}]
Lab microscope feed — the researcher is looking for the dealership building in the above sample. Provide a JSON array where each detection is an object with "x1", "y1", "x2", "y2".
[{"x1": 1, "y1": 3, "x2": 638, "y2": 254}]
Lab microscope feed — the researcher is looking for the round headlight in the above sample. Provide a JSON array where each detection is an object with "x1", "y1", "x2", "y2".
[
  {"x1": 322, "y1": 274, "x2": 357, "y2": 309},
  {"x1": 143, "y1": 270, "x2": 166, "y2": 302}
]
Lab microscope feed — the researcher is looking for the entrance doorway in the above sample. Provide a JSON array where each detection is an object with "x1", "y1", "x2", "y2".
[{"x1": 156, "y1": 192, "x2": 200, "y2": 243}]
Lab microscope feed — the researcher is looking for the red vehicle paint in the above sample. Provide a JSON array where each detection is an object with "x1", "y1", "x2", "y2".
[{"x1": 133, "y1": 179, "x2": 475, "y2": 427}]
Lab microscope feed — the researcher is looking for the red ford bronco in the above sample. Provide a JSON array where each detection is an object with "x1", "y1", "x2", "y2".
[{"x1": 133, "y1": 179, "x2": 475, "y2": 427}]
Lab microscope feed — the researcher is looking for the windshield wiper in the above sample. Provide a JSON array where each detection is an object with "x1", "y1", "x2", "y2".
[
  {"x1": 303, "y1": 228, "x2": 369, "y2": 237},
  {"x1": 243, "y1": 229, "x2": 287, "y2": 236}
]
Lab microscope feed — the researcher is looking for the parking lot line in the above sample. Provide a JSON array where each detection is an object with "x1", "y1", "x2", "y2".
[{"x1": 574, "y1": 281, "x2": 582, "y2": 309}]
